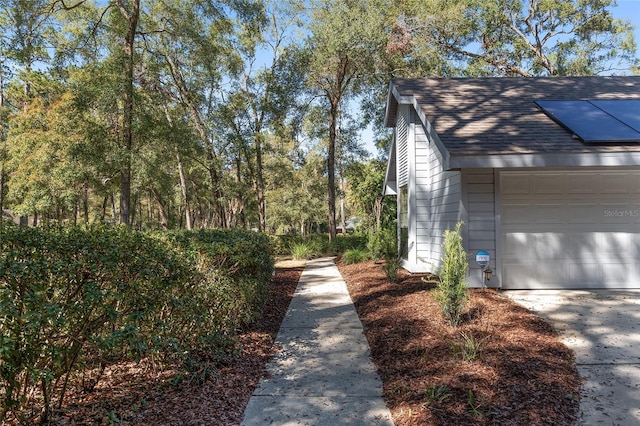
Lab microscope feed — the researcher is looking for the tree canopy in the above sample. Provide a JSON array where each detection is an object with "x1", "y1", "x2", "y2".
[{"x1": 0, "y1": 0, "x2": 636, "y2": 232}]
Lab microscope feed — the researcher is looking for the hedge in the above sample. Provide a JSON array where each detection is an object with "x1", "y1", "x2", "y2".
[{"x1": 0, "y1": 225, "x2": 274, "y2": 423}]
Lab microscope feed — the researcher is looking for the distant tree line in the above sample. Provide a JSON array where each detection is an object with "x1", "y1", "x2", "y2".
[{"x1": 0, "y1": 0, "x2": 636, "y2": 237}]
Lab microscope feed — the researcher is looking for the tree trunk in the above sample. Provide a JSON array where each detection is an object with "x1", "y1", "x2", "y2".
[
  {"x1": 163, "y1": 52, "x2": 226, "y2": 228},
  {"x1": 255, "y1": 135, "x2": 266, "y2": 232},
  {"x1": 0, "y1": 63, "x2": 5, "y2": 219},
  {"x1": 117, "y1": 0, "x2": 140, "y2": 226},
  {"x1": 327, "y1": 98, "x2": 338, "y2": 242},
  {"x1": 150, "y1": 188, "x2": 169, "y2": 229},
  {"x1": 176, "y1": 150, "x2": 192, "y2": 229}
]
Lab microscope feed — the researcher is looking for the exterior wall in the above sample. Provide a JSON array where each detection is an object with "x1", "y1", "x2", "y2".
[
  {"x1": 461, "y1": 169, "x2": 498, "y2": 287},
  {"x1": 401, "y1": 108, "x2": 463, "y2": 273}
]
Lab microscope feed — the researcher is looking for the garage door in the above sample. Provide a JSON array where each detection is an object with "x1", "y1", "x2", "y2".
[{"x1": 501, "y1": 170, "x2": 640, "y2": 289}]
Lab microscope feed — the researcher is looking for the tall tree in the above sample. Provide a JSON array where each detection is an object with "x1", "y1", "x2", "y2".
[
  {"x1": 305, "y1": 0, "x2": 389, "y2": 241},
  {"x1": 392, "y1": 0, "x2": 638, "y2": 76},
  {"x1": 115, "y1": 0, "x2": 139, "y2": 226},
  {"x1": 217, "y1": 0, "x2": 309, "y2": 231}
]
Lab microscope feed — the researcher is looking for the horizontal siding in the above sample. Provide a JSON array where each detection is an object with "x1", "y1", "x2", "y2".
[{"x1": 463, "y1": 169, "x2": 496, "y2": 287}]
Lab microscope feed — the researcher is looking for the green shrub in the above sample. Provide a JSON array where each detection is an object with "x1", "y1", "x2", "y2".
[
  {"x1": 367, "y1": 226, "x2": 397, "y2": 262},
  {"x1": 341, "y1": 248, "x2": 370, "y2": 264},
  {"x1": 0, "y1": 225, "x2": 274, "y2": 423},
  {"x1": 431, "y1": 222, "x2": 469, "y2": 327},
  {"x1": 291, "y1": 242, "x2": 317, "y2": 260},
  {"x1": 327, "y1": 234, "x2": 368, "y2": 255}
]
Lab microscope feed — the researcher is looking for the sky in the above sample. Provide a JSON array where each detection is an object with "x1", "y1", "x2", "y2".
[{"x1": 361, "y1": 0, "x2": 640, "y2": 158}]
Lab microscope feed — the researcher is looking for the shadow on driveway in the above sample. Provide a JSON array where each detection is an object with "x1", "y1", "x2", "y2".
[{"x1": 505, "y1": 290, "x2": 640, "y2": 425}]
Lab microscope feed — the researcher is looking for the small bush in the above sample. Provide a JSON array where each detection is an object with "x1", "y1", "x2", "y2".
[
  {"x1": 367, "y1": 226, "x2": 396, "y2": 262},
  {"x1": 341, "y1": 248, "x2": 370, "y2": 264},
  {"x1": 291, "y1": 242, "x2": 317, "y2": 260},
  {"x1": 383, "y1": 254, "x2": 401, "y2": 283},
  {"x1": 431, "y1": 222, "x2": 469, "y2": 327},
  {"x1": 328, "y1": 234, "x2": 367, "y2": 254}
]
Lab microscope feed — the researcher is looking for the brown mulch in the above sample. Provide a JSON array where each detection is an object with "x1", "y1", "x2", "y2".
[
  {"x1": 36, "y1": 259, "x2": 579, "y2": 425},
  {"x1": 43, "y1": 265, "x2": 302, "y2": 426},
  {"x1": 337, "y1": 259, "x2": 580, "y2": 426}
]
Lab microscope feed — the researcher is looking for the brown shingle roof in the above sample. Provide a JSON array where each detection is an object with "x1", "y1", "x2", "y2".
[{"x1": 387, "y1": 76, "x2": 640, "y2": 156}]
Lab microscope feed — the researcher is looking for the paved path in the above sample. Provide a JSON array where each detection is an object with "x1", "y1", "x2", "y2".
[
  {"x1": 242, "y1": 257, "x2": 394, "y2": 426},
  {"x1": 506, "y1": 290, "x2": 640, "y2": 425}
]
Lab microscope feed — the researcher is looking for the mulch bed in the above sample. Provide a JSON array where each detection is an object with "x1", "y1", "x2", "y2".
[
  {"x1": 337, "y1": 259, "x2": 580, "y2": 426},
  {"x1": 42, "y1": 265, "x2": 303, "y2": 426},
  {"x1": 31, "y1": 259, "x2": 579, "y2": 425}
]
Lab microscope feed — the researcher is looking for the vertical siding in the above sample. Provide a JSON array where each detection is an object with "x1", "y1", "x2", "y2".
[{"x1": 462, "y1": 169, "x2": 497, "y2": 287}]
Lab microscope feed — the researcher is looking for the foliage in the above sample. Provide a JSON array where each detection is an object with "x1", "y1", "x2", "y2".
[
  {"x1": 0, "y1": 225, "x2": 273, "y2": 423},
  {"x1": 430, "y1": 222, "x2": 469, "y2": 327},
  {"x1": 452, "y1": 331, "x2": 489, "y2": 362},
  {"x1": 291, "y1": 242, "x2": 318, "y2": 260},
  {"x1": 367, "y1": 226, "x2": 397, "y2": 262},
  {"x1": 392, "y1": 0, "x2": 638, "y2": 77},
  {"x1": 344, "y1": 159, "x2": 388, "y2": 231},
  {"x1": 341, "y1": 248, "x2": 370, "y2": 264}
]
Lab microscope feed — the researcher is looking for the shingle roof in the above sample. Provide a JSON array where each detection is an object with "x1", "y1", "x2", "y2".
[{"x1": 386, "y1": 76, "x2": 640, "y2": 156}]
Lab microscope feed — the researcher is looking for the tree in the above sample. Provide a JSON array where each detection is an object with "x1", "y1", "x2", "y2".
[
  {"x1": 345, "y1": 159, "x2": 388, "y2": 231},
  {"x1": 304, "y1": 0, "x2": 389, "y2": 241},
  {"x1": 392, "y1": 0, "x2": 638, "y2": 77},
  {"x1": 216, "y1": 0, "x2": 308, "y2": 231},
  {"x1": 4, "y1": 74, "x2": 85, "y2": 223}
]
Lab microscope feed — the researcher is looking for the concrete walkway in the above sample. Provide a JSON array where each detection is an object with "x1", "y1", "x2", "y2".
[
  {"x1": 242, "y1": 257, "x2": 394, "y2": 426},
  {"x1": 505, "y1": 290, "x2": 640, "y2": 425}
]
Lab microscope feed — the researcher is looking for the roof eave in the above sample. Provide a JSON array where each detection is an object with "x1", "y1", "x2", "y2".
[{"x1": 448, "y1": 151, "x2": 640, "y2": 170}]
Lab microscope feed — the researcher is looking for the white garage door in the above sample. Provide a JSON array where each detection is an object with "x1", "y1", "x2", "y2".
[{"x1": 501, "y1": 170, "x2": 640, "y2": 289}]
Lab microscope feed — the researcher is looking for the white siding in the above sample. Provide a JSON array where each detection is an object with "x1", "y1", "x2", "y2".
[
  {"x1": 462, "y1": 169, "x2": 497, "y2": 287},
  {"x1": 406, "y1": 114, "x2": 462, "y2": 273}
]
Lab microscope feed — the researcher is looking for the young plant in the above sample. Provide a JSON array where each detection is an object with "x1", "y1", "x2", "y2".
[
  {"x1": 424, "y1": 384, "x2": 452, "y2": 406},
  {"x1": 452, "y1": 331, "x2": 489, "y2": 362},
  {"x1": 432, "y1": 222, "x2": 469, "y2": 326}
]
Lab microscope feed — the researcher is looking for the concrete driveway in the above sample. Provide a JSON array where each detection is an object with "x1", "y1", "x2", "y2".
[{"x1": 505, "y1": 290, "x2": 640, "y2": 425}]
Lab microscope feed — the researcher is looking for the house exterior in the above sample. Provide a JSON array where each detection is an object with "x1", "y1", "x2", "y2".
[{"x1": 383, "y1": 76, "x2": 640, "y2": 289}]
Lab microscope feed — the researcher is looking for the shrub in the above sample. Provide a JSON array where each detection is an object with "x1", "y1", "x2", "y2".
[
  {"x1": 431, "y1": 222, "x2": 469, "y2": 326},
  {"x1": 327, "y1": 234, "x2": 368, "y2": 255},
  {"x1": 0, "y1": 225, "x2": 274, "y2": 423},
  {"x1": 291, "y1": 242, "x2": 317, "y2": 260},
  {"x1": 383, "y1": 254, "x2": 401, "y2": 283},
  {"x1": 367, "y1": 226, "x2": 396, "y2": 262},
  {"x1": 341, "y1": 248, "x2": 370, "y2": 264}
]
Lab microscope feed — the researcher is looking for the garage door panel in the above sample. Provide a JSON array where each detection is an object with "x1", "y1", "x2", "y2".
[
  {"x1": 533, "y1": 174, "x2": 563, "y2": 194},
  {"x1": 500, "y1": 170, "x2": 640, "y2": 289},
  {"x1": 503, "y1": 262, "x2": 567, "y2": 289},
  {"x1": 602, "y1": 263, "x2": 637, "y2": 284},
  {"x1": 503, "y1": 232, "x2": 536, "y2": 259},
  {"x1": 534, "y1": 204, "x2": 564, "y2": 224},
  {"x1": 600, "y1": 174, "x2": 629, "y2": 193},
  {"x1": 565, "y1": 234, "x2": 598, "y2": 259},
  {"x1": 501, "y1": 174, "x2": 531, "y2": 195},
  {"x1": 568, "y1": 262, "x2": 600, "y2": 286},
  {"x1": 599, "y1": 232, "x2": 633, "y2": 256},
  {"x1": 502, "y1": 205, "x2": 530, "y2": 225},
  {"x1": 567, "y1": 174, "x2": 597, "y2": 194},
  {"x1": 567, "y1": 203, "x2": 598, "y2": 224}
]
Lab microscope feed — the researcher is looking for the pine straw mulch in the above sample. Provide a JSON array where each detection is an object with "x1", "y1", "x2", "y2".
[
  {"x1": 337, "y1": 259, "x2": 581, "y2": 426},
  {"x1": 35, "y1": 258, "x2": 579, "y2": 425}
]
